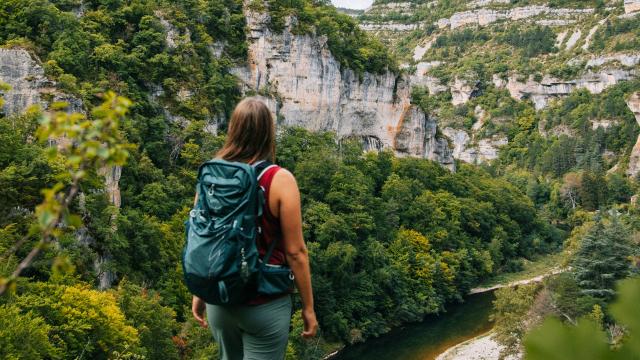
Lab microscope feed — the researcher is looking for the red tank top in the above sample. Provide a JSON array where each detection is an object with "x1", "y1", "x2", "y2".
[{"x1": 247, "y1": 164, "x2": 289, "y2": 305}]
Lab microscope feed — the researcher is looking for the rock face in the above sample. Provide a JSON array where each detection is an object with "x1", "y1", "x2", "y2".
[
  {"x1": 360, "y1": 22, "x2": 423, "y2": 31},
  {"x1": 443, "y1": 128, "x2": 507, "y2": 164},
  {"x1": 625, "y1": 0, "x2": 640, "y2": 14},
  {"x1": 565, "y1": 30, "x2": 582, "y2": 50},
  {"x1": 451, "y1": 77, "x2": 479, "y2": 106},
  {"x1": 626, "y1": 92, "x2": 640, "y2": 178},
  {"x1": 0, "y1": 47, "x2": 118, "y2": 288},
  {"x1": 584, "y1": 53, "x2": 640, "y2": 68},
  {"x1": 99, "y1": 166, "x2": 122, "y2": 209},
  {"x1": 499, "y1": 70, "x2": 636, "y2": 109},
  {"x1": 232, "y1": 9, "x2": 454, "y2": 169},
  {"x1": 0, "y1": 48, "x2": 82, "y2": 115},
  {"x1": 437, "y1": 6, "x2": 593, "y2": 30},
  {"x1": 413, "y1": 40, "x2": 434, "y2": 62},
  {"x1": 468, "y1": 0, "x2": 510, "y2": 8}
]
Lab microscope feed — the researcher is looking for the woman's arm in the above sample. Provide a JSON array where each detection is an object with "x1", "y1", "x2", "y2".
[
  {"x1": 191, "y1": 193, "x2": 209, "y2": 328},
  {"x1": 271, "y1": 169, "x2": 318, "y2": 338}
]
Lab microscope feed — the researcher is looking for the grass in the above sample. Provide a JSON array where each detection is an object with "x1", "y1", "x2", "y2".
[{"x1": 475, "y1": 251, "x2": 566, "y2": 289}]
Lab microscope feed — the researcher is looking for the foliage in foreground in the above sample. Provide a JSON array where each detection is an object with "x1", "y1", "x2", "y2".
[
  {"x1": 525, "y1": 277, "x2": 640, "y2": 360},
  {"x1": 492, "y1": 212, "x2": 639, "y2": 358}
]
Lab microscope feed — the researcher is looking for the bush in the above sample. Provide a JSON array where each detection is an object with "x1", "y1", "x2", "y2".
[{"x1": 0, "y1": 305, "x2": 56, "y2": 359}]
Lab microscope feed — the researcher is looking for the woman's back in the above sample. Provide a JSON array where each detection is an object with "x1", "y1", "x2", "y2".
[{"x1": 190, "y1": 97, "x2": 317, "y2": 360}]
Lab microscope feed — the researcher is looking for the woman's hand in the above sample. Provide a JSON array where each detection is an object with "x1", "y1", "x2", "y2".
[
  {"x1": 301, "y1": 308, "x2": 319, "y2": 338},
  {"x1": 192, "y1": 296, "x2": 208, "y2": 328}
]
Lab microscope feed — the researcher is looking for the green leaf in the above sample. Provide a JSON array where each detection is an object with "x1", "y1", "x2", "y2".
[
  {"x1": 524, "y1": 318, "x2": 611, "y2": 360},
  {"x1": 65, "y1": 214, "x2": 83, "y2": 229}
]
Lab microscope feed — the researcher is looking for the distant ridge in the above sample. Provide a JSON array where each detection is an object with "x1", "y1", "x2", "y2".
[{"x1": 336, "y1": 7, "x2": 364, "y2": 17}]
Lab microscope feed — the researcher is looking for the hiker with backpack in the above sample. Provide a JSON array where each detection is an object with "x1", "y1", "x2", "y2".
[{"x1": 183, "y1": 97, "x2": 318, "y2": 360}]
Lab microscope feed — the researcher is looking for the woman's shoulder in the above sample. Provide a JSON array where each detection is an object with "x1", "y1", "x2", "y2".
[{"x1": 271, "y1": 166, "x2": 298, "y2": 188}]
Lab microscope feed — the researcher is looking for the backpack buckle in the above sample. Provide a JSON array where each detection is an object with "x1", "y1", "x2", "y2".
[{"x1": 207, "y1": 184, "x2": 215, "y2": 196}]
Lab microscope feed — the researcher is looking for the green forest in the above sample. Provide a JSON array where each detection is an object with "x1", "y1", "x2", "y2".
[{"x1": 1, "y1": 0, "x2": 639, "y2": 359}]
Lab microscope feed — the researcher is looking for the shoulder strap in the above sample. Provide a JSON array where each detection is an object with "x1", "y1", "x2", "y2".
[
  {"x1": 252, "y1": 160, "x2": 275, "y2": 182},
  {"x1": 253, "y1": 161, "x2": 283, "y2": 266}
]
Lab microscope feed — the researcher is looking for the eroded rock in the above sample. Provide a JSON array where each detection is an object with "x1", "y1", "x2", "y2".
[
  {"x1": 437, "y1": 6, "x2": 594, "y2": 30},
  {"x1": 499, "y1": 70, "x2": 636, "y2": 109},
  {"x1": 0, "y1": 48, "x2": 82, "y2": 115},
  {"x1": 451, "y1": 77, "x2": 479, "y2": 106},
  {"x1": 626, "y1": 92, "x2": 640, "y2": 177},
  {"x1": 443, "y1": 127, "x2": 507, "y2": 164},
  {"x1": 233, "y1": 9, "x2": 454, "y2": 168},
  {"x1": 625, "y1": 0, "x2": 640, "y2": 14}
]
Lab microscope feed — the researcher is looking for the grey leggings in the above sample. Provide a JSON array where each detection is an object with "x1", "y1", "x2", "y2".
[{"x1": 206, "y1": 295, "x2": 292, "y2": 360}]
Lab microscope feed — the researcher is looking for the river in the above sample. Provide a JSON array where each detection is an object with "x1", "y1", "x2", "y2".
[{"x1": 334, "y1": 291, "x2": 496, "y2": 360}]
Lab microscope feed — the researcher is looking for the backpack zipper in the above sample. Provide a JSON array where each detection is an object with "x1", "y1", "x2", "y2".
[{"x1": 240, "y1": 247, "x2": 249, "y2": 282}]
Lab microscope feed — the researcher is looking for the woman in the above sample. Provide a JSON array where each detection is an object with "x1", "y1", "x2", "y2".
[{"x1": 191, "y1": 98, "x2": 318, "y2": 360}]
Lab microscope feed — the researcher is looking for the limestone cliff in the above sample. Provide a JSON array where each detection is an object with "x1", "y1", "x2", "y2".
[
  {"x1": 498, "y1": 69, "x2": 637, "y2": 110},
  {"x1": 437, "y1": 6, "x2": 594, "y2": 30},
  {"x1": 0, "y1": 48, "x2": 117, "y2": 289},
  {"x1": 0, "y1": 48, "x2": 82, "y2": 115},
  {"x1": 361, "y1": 0, "x2": 640, "y2": 167},
  {"x1": 625, "y1": 0, "x2": 640, "y2": 14},
  {"x1": 232, "y1": 8, "x2": 454, "y2": 169},
  {"x1": 627, "y1": 92, "x2": 640, "y2": 178}
]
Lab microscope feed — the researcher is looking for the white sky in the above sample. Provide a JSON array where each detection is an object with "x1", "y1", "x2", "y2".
[{"x1": 331, "y1": 0, "x2": 374, "y2": 9}]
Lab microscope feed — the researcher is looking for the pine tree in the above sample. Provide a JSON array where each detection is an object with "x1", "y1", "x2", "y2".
[{"x1": 573, "y1": 215, "x2": 634, "y2": 300}]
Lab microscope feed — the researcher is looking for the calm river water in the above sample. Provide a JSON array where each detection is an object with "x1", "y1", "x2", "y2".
[{"x1": 335, "y1": 291, "x2": 496, "y2": 360}]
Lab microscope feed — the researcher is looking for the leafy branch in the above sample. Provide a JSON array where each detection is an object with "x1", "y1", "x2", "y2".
[{"x1": 0, "y1": 91, "x2": 132, "y2": 296}]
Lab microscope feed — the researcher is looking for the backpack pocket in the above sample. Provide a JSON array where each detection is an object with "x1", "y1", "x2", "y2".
[{"x1": 257, "y1": 263, "x2": 295, "y2": 295}]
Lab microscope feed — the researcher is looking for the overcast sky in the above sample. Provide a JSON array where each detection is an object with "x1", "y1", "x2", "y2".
[{"x1": 331, "y1": 0, "x2": 373, "y2": 9}]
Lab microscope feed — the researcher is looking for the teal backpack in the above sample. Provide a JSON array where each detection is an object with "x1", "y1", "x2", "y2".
[{"x1": 182, "y1": 159, "x2": 293, "y2": 305}]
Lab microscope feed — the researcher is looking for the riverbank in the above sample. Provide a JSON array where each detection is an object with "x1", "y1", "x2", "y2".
[
  {"x1": 469, "y1": 267, "x2": 567, "y2": 294},
  {"x1": 328, "y1": 254, "x2": 566, "y2": 359},
  {"x1": 469, "y1": 252, "x2": 566, "y2": 293},
  {"x1": 332, "y1": 291, "x2": 496, "y2": 360},
  {"x1": 435, "y1": 331, "x2": 521, "y2": 360}
]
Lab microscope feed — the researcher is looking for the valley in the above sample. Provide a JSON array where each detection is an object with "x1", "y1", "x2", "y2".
[{"x1": 0, "y1": 0, "x2": 639, "y2": 359}]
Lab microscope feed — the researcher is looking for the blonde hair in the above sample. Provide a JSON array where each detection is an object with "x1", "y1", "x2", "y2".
[{"x1": 216, "y1": 97, "x2": 275, "y2": 163}]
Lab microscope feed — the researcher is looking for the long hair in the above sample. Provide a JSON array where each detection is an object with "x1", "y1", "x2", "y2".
[{"x1": 216, "y1": 97, "x2": 276, "y2": 163}]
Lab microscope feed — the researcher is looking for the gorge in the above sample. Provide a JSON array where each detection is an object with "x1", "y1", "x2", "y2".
[{"x1": 1, "y1": 0, "x2": 639, "y2": 359}]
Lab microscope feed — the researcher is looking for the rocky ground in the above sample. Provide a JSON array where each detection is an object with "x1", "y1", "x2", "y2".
[{"x1": 436, "y1": 332, "x2": 521, "y2": 360}]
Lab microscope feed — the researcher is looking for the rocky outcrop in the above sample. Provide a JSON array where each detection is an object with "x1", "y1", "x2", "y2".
[
  {"x1": 468, "y1": 0, "x2": 510, "y2": 8},
  {"x1": 591, "y1": 119, "x2": 617, "y2": 130},
  {"x1": 582, "y1": 23, "x2": 603, "y2": 51},
  {"x1": 0, "y1": 47, "x2": 120, "y2": 288},
  {"x1": 565, "y1": 30, "x2": 582, "y2": 50},
  {"x1": 627, "y1": 92, "x2": 640, "y2": 178},
  {"x1": 584, "y1": 53, "x2": 640, "y2": 68},
  {"x1": 556, "y1": 30, "x2": 569, "y2": 47},
  {"x1": 360, "y1": 22, "x2": 423, "y2": 31},
  {"x1": 413, "y1": 40, "x2": 434, "y2": 62},
  {"x1": 443, "y1": 128, "x2": 507, "y2": 164},
  {"x1": 0, "y1": 48, "x2": 82, "y2": 115},
  {"x1": 411, "y1": 74, "x2": 448, "y2": 95},
  {"x1": 232, "y1": 8, "x2": 454, "y2": 168},
  {"x1": 499, "y1": 70, "x2": 637, "y2": 109},
  {"x1": 99, "y1": 166, "x2": 122, "y2": 209},
  {"x1": 155, "y1": 10, "x2": 191, "y2": 49},
  {"x1": 451, "y1": 77, "x2": 479, "y2": 106},
  {"x1": 625, "y1": 0, "x2": 640, "y2": 14},
  {"x1": 437, "y1": 6, "x2": 594, "y2": 30},
  {"x1": 415, "y1": 61, "x2": 443, "y2": 76}
]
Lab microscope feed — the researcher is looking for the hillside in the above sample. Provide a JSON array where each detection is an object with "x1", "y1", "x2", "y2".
[
  {"x1": 0, "y1": 0, "x2": 639, "y2": 359},
  {"x1": 360, "y1": 0, "x2": 640, "y2": 170}
]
